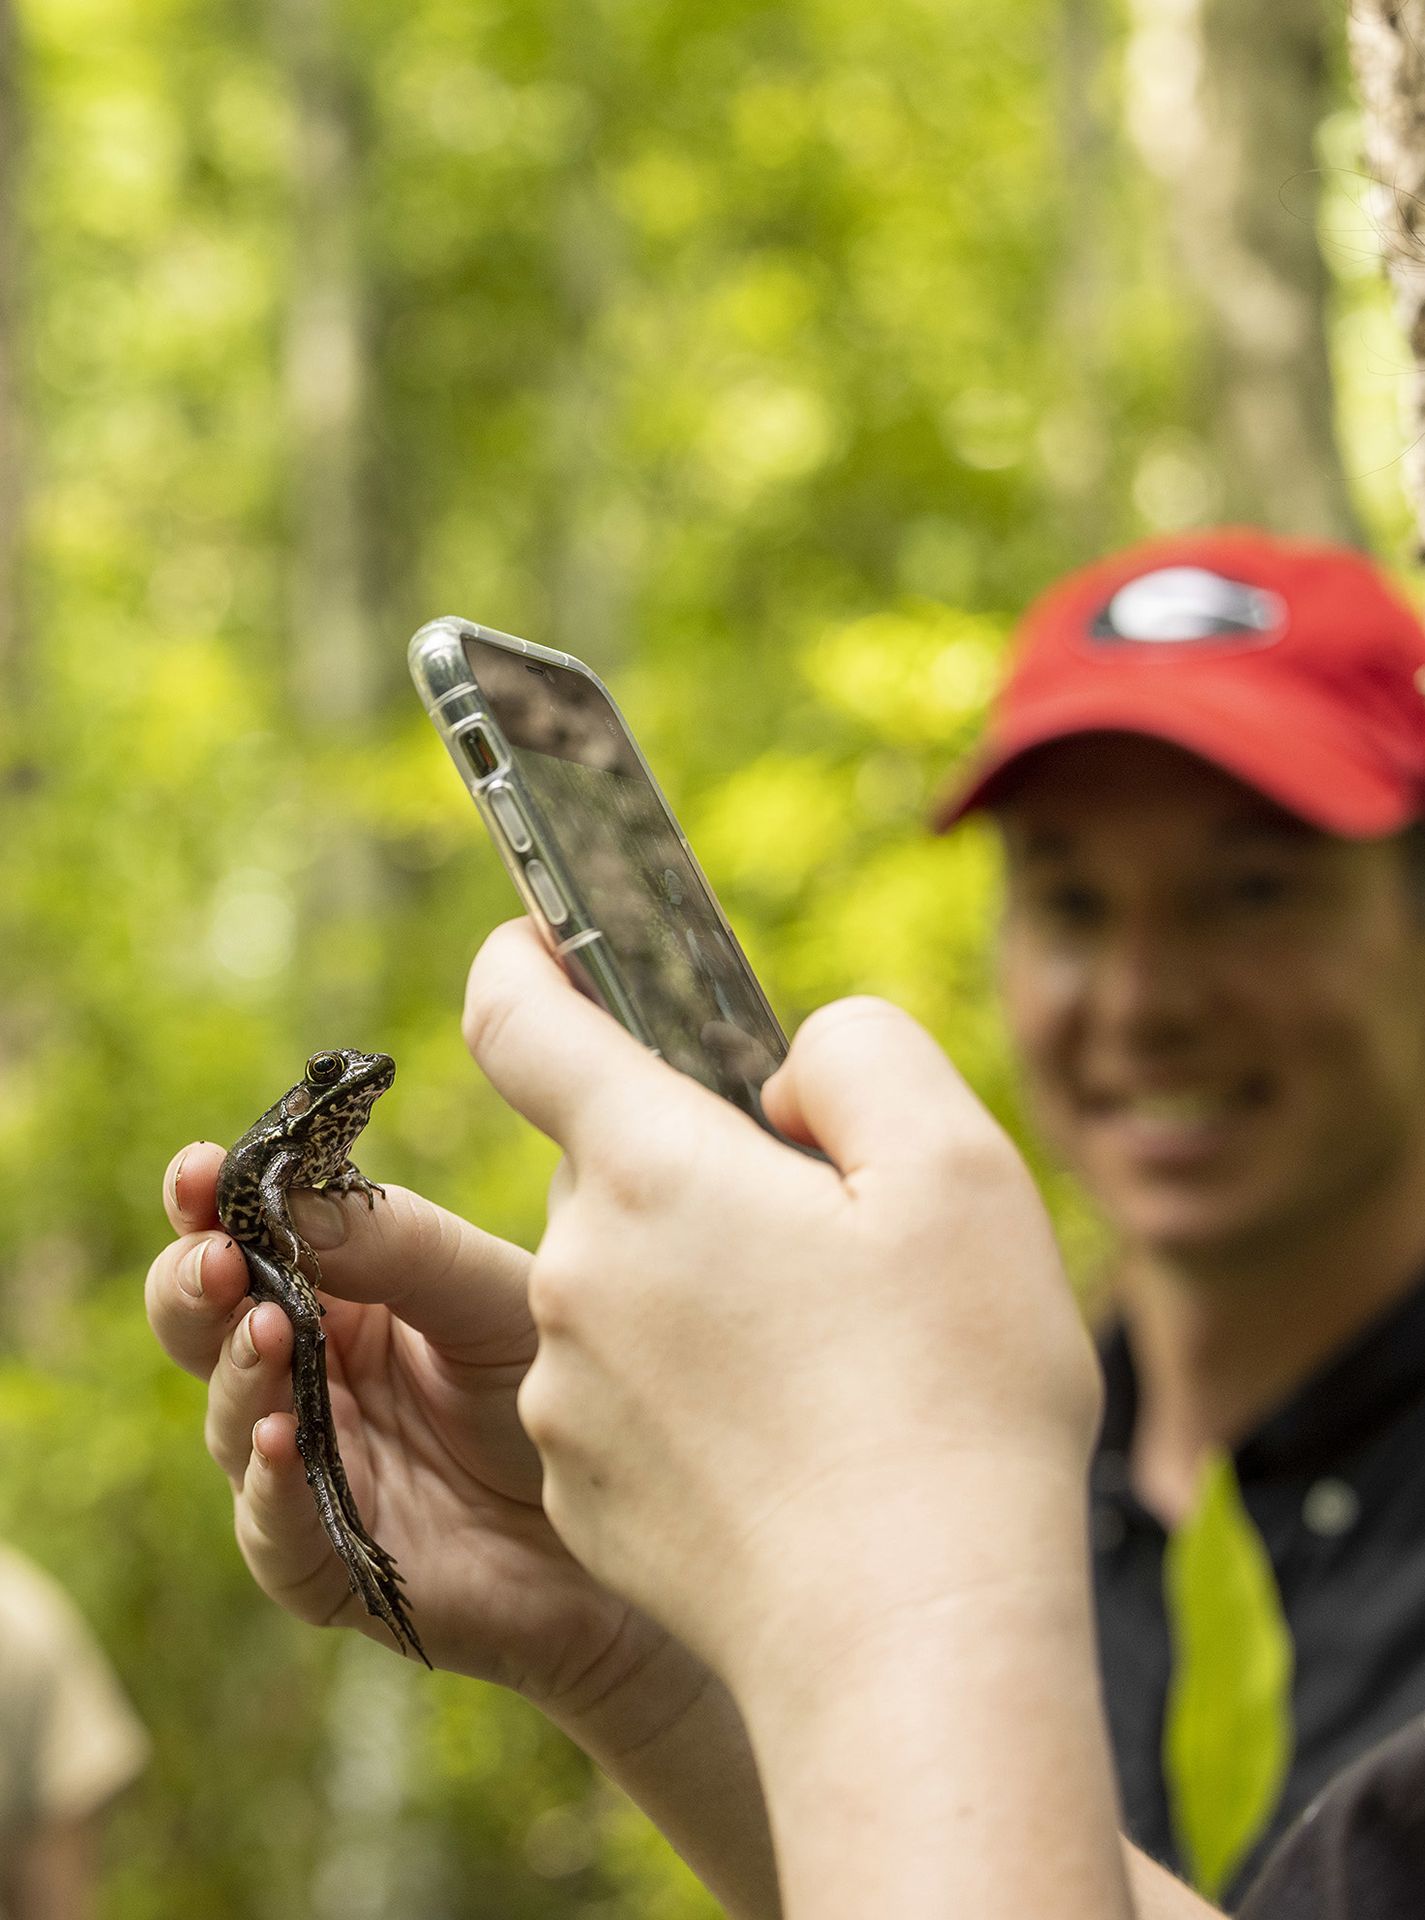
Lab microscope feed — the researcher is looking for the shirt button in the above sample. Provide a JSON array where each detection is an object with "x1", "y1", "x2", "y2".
[
  {"x1": 1092, "y1": 1506, "x2": 1127, "y2": 1553},
  {"x1": 1302, "y1": 1477, "x2": 1360, "y2": 1537}
]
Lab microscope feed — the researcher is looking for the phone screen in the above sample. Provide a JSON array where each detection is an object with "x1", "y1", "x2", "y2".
[{"x1": 463, "y1": 635, "x2": 786, "y2": 1108}]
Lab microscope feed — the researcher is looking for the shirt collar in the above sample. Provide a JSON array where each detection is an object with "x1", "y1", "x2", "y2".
[{"x1": 1095, "y1": 1269, "x2": 1425, "y2": 1487}]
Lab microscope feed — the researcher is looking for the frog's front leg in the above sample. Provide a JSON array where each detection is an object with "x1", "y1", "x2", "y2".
[
  {"x1": 324, "y1": 1161, "x2": 386, "y2": 1211},
  {"x1": 257, "y1": 1148, "x2": 318, "y2": 1276}
]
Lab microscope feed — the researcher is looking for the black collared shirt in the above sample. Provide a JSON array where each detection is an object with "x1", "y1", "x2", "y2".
[{"x1": 1093, "y1": 1275, "x2": 1425, "y2": 1905}]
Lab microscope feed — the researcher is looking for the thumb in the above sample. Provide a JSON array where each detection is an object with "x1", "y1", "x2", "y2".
[{"x1": 760, "y1": 997, "x2": 990, "y2": 1180}]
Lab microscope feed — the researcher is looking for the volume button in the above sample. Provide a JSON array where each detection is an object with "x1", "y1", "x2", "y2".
[
  {"x1": 524, "y1": 859, "x2": 571, "y2": 926},
  {"x1": 488, "y1": 784, "x2": 533, "y2": 852}
]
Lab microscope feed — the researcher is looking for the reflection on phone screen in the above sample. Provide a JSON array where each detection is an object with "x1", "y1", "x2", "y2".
[{"x1": 465, "y1": 637, "x2": 786, "y2": 1113}]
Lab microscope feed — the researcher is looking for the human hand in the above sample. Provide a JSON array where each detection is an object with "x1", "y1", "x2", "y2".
[
  {"x1": 464, "y1": 919, "x2": 1103, "y2": 1699},
  {"x1": 143, "y1": 1149, "x2": 687, "y2": 1729}
]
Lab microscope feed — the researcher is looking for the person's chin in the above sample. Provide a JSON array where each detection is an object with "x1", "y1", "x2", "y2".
[
  {"x1": 1080, "y1": 1125, "x2": 1274, "y2": 1254},
  {"x1": 1103, "y1": 1178, "x2": 1278, "y2": 1268}
]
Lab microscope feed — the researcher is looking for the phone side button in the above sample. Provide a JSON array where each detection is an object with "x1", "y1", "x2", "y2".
[
  {"x1": 488, "y1": 784, "x2": 533, "y2": 853},
  {"x1": 524, "y1": 859, "x2": 571, "y2": 927}
]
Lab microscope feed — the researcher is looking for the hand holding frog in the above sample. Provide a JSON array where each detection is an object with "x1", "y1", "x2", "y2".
[{"x1": 146, "y1": 1148, "x2": 690, "y2": 1719}]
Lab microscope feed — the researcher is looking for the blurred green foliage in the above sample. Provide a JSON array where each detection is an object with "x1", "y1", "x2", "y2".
[{"x1": 0, "y1": 0, "x2": 1410, "y2": 1911}]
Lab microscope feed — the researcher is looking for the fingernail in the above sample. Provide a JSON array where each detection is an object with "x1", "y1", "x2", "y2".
[
  {"x1": 291, "y1": 1194, "x2": 348, "y2": 1250},
  {"x1": 233, "y1": 1310, "x2": 260, "y2": 1369},
  {"x1": 168, "y1": 1151, "x2": 189, "y2": 1216},
  {"x1": 251, "y1": 1420, "x2": 269, "y2": 1465},
  {"x1": 178, "y1": 1240, "x2": 206, "y2": 1300}
]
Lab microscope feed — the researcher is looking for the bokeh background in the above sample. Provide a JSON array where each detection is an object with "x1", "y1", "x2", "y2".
[{"x1": 0, "y1": 0, "x2": 1412, "y2": 1912}]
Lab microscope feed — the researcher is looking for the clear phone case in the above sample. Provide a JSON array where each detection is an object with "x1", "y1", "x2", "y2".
[{"x1": 408, "y1": 616, "x2": 788, "y2": 1111}]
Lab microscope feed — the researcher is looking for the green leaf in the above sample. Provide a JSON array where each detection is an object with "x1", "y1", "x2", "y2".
[{"x1": 1163, "y1": 1450, "x2": 1295, "y2": 1899}]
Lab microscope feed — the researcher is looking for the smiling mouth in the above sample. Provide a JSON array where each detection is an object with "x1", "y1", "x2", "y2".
[{"x1": 1084, "y1": 1078, "x2": 1271, "y2": 1129}]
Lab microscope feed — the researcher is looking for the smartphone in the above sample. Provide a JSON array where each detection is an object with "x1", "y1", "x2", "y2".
[{"x1": 408, "y1": 616, "x2": 788, "y2": 1121}]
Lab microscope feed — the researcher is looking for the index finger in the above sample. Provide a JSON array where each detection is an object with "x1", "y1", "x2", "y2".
[{"x1": 463, "y1": 918, "x2": 698, "y2": 1161}]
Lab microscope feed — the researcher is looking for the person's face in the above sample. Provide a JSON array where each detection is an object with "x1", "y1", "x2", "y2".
[{"x1": 995, "y1": 736, "x2": 1425, "y2": 1266}]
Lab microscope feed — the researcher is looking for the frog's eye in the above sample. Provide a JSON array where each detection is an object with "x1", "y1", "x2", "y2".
[{"x1": 306, "y1": 1051, "x2": 343, "y2": 1085}]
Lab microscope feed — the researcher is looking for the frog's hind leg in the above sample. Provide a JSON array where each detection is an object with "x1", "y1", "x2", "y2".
[
  {"x1": 239, "y1": 1245, "x2": 429, "y2": 1667},
  {"x1": 293, "y1": 1323, "x2": 429, "y2": 1666},
  {"x1": 311, "y1": 1349, "x2": 397, "y2": 1563}
]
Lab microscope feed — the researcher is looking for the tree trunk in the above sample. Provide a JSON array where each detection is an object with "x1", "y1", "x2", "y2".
[
  {"x1": 539, "y1": 173, "x2": 629, "y2": 669},
  {"x1": 1044, "y1": 0, "x2": 1115, "y2": 552},
  {"x1": 277, "y1": 0, "x2": 376, "y2": 726},
  {"x1": 1125, "y1": 0, "x2": 1361, "y2": 543},
  {"x1": 274, "y1": 0, "x2": 388, "y2": 1037},
  {"x1": 310, "y1": 1638, "x2": 445, "y2": 1920},
  {"x1": 1348, "y1": 1, "x2": 1425, "y2": 555},
  {"x1": 0, "y1": 0, "x2": 24, "y2": 683}
]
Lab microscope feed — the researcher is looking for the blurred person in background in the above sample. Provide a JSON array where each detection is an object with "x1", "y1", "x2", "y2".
[
  {"x1": 933, "y1": 528, "x2": 1425, "y2": 1893},
  {"x1": 0, "y1": 1543, "x2": 148, "y2": 1920}
]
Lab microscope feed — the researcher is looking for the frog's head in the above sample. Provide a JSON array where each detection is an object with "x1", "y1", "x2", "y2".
[{"x1": 281, "y1": 1048, "x2": 396, "y2": 1134}]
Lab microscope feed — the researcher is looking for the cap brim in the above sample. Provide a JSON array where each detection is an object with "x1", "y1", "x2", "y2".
[{"x1": 932, "y1": 682, "x2": 1419, "y2": 838}]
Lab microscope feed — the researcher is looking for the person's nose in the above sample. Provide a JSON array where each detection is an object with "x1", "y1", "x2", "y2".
[{"x1": 1087, "y1": 911, "x2": 1205, "y2": 1043}]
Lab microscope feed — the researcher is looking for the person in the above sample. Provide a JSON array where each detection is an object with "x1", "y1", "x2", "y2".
[
  {"x1": 932, "y1": 527, "x2": 1425, "y2": 1892},
  {"x1": 0, "y1": 1542, "x2": 149, "y2": 1920}
]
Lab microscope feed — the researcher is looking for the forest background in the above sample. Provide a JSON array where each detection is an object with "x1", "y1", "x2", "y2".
[{"x1": 0, "y1": 0, "x2": 1414, "y2": 1914}]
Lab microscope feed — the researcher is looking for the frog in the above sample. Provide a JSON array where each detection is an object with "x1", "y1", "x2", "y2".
[{"x1": 216, "y1": 1048, "x2": 428, "y2": 1666}]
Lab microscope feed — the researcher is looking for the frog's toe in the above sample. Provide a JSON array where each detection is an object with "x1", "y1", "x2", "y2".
[{"x1": 290, "y1": 1235, "x2": 320, "y2": 1279}]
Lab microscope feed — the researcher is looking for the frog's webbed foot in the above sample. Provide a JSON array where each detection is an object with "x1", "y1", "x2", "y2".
[
  {"x1": 324, "y1": 1161, "x2": 386, "y2": 1211},
  {"x1": 300, "y1": 1420, "x2": 429, "y2": 1667},
  {"x1": 239, "y1": 1245, "x2": 428, "y2": 1667}
]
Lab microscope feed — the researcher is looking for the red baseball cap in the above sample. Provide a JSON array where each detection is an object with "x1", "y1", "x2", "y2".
[{"x1": 933, "y1": 528, "x2": 1425, "y2": 838}]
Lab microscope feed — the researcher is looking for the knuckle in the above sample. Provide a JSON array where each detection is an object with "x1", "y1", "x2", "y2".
[
  {"x1": 527, "y1": 1252, "x2": 577, "y2": 1336},
  {"x1": 205, "y1": 1406, "x2": 248, "y2": 1487},
  {"x1": 144, "y1": 1242, "x2": 228, "y2": 1377},
  {"x1": 796, "y1": 994, "x2": 899, "y2": 1045},
  {"x1": 515, "y1": 1359, "x2": 562, "y2": 1455},
  {"x1": 914, "y1": 1108, "x2": 1019, "y2": 1189},
  {"x1": 142, "y1": 1254, "x2": 177, "y2": 1337},
  {"x1": 204, "y1": 1415, "x2": 237, "y2": 1483}
]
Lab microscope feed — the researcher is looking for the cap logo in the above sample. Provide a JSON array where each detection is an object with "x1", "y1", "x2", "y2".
[{"x1": 1087, "y1": 567, "x2": 1286, "y2": 653}]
